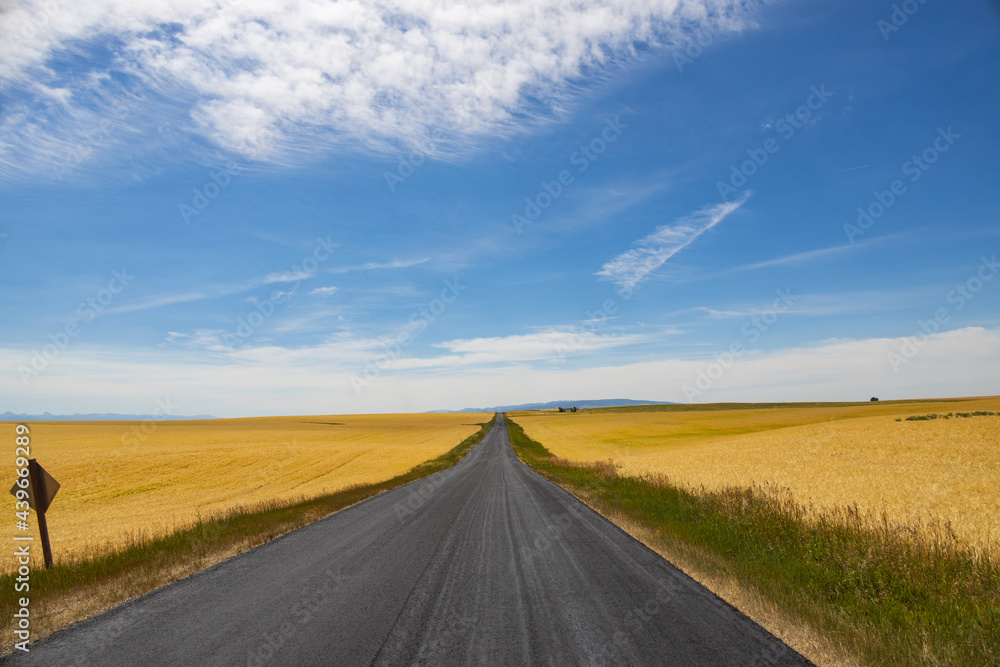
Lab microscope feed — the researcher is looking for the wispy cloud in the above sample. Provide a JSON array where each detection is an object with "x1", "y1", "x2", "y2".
[
  {"x1": 684, "y1": 233, "x2": 913, "y2": 283},
  {"x1": 423, "y1": 329, "x2": 656, "y2": 366},
  {"x1": 165, "y1": 329, "x2": 231, "y2": 353},
  {"x1": 95, "y1": 271, "x2": 309, "y2": 318},
  {"x1": 730, "y1": 243, "x2": 859, "y2": 273},
  {"x1": 540, "y1": 177, "x2": 672, "y2": 235},
  {"x1": 173, "y1": 324, "x2": 658, "y2": 369},
  {"x1": 309, "y1": 286, "x2": 339, "y2": 297},
  {"x1": 0, "y1": 1, "x2": 761, "y2": 179},
  {"x1": 103, "y1": 292, "x2": 211, "y2": 317},
  {"x1": 597, "y1": 192, "x2": 751, "y2": 289},
  {"x1": 694, "y1": 307, "x2": 755, "y2": 319},
  {"x1": 692, "y1": 285, "x2": 943, "y2": 320},
  {"x1": 329, "y1": 259, "x2": 429, "y2": 274}
]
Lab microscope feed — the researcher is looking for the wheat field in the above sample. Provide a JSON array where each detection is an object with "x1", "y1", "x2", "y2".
[
  {"x1": 4, "y1": 413, "x2": 489, "y2": 567},
  {"x1": 513, "y1": 398, "x2": 1000, "y2": 551}
]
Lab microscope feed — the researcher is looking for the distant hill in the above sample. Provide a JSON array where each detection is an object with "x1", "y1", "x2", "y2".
[
  {"x1": 0, "y1": 411, "x2": 217, "y2": 422},
  {"x1": 434, "y1": 399, "x2": 674, "y2": 413}
]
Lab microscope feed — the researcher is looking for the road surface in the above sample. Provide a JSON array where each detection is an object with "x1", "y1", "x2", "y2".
[{"x1": 6, "y1": 414, "x2": 812, "y2": 666}]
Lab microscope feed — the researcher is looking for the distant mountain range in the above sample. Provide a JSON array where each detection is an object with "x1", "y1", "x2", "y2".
[
  {"x1": 434, "y1": 399, "x2": 674, "y2": 413},
  {"x1": 0, "y1": 412, "x2": 217, "y2": 422},
  {"x1": 2, "y1": 400, "x2": 671, "y2": 421}
]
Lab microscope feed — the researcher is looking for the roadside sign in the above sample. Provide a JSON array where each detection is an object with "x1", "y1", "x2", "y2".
[
  {"x1": 9, "y1": 459, "x2": 58, "y2": 568},
  {"x1": 10, "y1": 459, "x2": 59, "y2": 513}
]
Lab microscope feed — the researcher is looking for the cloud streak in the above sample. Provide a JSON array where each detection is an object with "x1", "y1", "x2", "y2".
[
  {"x1": 597, "y1": 192, "x2": 751, "y2": 289},
  {"x1": 328, "y1": 258, "x2": 429, "y2": 274},
  {"x1": 95, "y1": 270, "x2": 312, "y2": 318}
]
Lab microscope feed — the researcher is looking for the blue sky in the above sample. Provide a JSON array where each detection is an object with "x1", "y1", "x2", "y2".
[{"x1": 2, "y1": 0, "x2": 998, "y2": 417}]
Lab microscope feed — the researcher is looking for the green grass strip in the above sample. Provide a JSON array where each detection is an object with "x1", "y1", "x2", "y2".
[{"x1": 506, "y1": 416, "x2": 999, "y2": 666}]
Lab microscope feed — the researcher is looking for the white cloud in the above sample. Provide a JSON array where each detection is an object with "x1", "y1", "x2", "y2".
[
  {"x1": 690, "y1": 233, "x2": 914, "y2": 281},
  {"x1": 177, "y1": 326, "x2": 655, "y2": 372},
  {"x1": 6, "y1": 326, "x2": 999, "y2": 417},
  {"x1": 165, "y1": 329, "x2": 232, "y2": 353},
  {"x1": 100, "y1": 291, "x2": 210, "y2": 317},
  {"x1": 328, "y1": 258, "x2": 429, "y2": 274},
  {"x1": 691, "y1": 285, "x2": 943, "y2": 319},
  {"x1": 93, "y1": 270, "x2": 310, "y2": 318},
  {"x1": 0, "y1": 0, "x2": 761, "y2": 178},
  {"x1": 597, "y1": 192, "x2": 750, "y2": 289},
  {"x1": 694, "y1": 306, "x2": 752, "y2": 319},
  {"x1": 730, "y1": 242, "x2": 859, "y2": 272},
  {"x1": 310, "y1": 286, "x2": 339, "y2": 296},
  {"x1": 416, "y1": 329, "x2": 656, "y2": 367}
]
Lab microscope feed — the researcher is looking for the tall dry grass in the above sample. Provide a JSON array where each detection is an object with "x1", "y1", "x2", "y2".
[
  {"x1": 514, "y1": 397, "x2": 1000, "y2": 553},
  {"x1": 3, "y1": 413, "x2": 490, "y2": 568}
]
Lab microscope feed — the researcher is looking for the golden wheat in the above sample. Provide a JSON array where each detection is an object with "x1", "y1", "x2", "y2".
[
  {"x1": 515, "y1": 398, "x2": 1000, "y2": 551},
  {"x1": 4, "y1": 413, "x2": 489, "y2": 567}
]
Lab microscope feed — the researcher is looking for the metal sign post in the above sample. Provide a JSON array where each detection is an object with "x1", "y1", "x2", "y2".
[
  {"x1": 30, "y1": 460, "x2": 54, "y2": 568},
  {"x1": 10, "y1": 459, "x2": 59, "y2": 569}
]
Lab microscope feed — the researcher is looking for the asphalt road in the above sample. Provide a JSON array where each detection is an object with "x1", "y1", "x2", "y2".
[{"x1": 6, "y1": 414, "x2": 813, "y2": 666}]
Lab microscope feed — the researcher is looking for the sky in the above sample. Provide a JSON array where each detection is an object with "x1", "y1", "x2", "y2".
[{"x1": 1, "y1": 0, "x2": 998, "y2": 417}]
